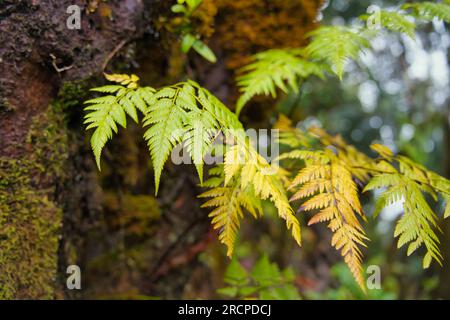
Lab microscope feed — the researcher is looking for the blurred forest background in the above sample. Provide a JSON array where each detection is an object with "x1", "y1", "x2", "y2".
[{"x1": 0, "y1": 0, "x2": 449, "y2": 299}]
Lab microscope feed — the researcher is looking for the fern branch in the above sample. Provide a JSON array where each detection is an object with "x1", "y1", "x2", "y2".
[
  {"x1": 236, "y1": 49, "x2": 324, "y2": 115},
  {"x1": 284, "y1": 149, "x2": 368, "y2": 290},
  {"x1": 305, "y1": 26, "x2": 369, "y2": 79},
  {"x1": 200, "y1": 170, "x2": 262, "y2": 257},
  {"x1": 364, "y1": 144, "x2": 450, "y2": 268},
  {"x1": 361, "y1": 10, "x2": 416, "y2": 39},
  {"x1": 84, "y1": 74, "x2": 153, "y2": 170},
  {"x1": 403, "y1": 2, "x2": 450, "y2": 23}
]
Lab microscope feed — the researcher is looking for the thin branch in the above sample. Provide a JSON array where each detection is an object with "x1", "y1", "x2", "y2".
[{"x1": 102, "y1": 39, "x2": 127, "y2": 71}]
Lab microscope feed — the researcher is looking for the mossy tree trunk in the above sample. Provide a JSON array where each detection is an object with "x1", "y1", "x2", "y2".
[{"x1": 0, "y1": 0, "x2": 160, "y2": 299}]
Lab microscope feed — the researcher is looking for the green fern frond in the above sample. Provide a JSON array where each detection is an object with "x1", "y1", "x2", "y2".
[
  {"x1": 184, "y1": 110, "x2": 219, "y2": 183},
  {"x1": 87, "y1": 76, "x2": 247, "y2": 197},
  {"x1": 142, "y1": 81, "x2": 243, "y2": 194},
  {"x1": 305, "y1": 26, "x2": 369, "y2": 79},
  {"x1": 361, "y1": 10, "x2": 416, "y2": 39},
  {"x1": 444, "y1": 194, "x2": 450, "y2": 219},
  {"x1": 403, "y1": 2, "x2": 450, "y2": 23},
  {"x1": 143, "y1": 87, "x2": 186, "y2": 195},
  {"x1": 365, "y1": 144, "x2": 450, "y2": 268},
  {"x1": 236, "y1": 49, "x2": 324, "y2": 115},
  {"x1": 366, "y1": 175, "x2": 442, "y2": 268},
  {"x1": 84, "y1": 75, "x2": 154, "y2": 170}
]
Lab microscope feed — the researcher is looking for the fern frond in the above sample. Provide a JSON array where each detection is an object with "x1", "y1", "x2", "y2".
[
  {"x1": 142, "y1": 81, "x2": 242, "y2": 194},
  {"x1": 184, "y1": 109, "x2": 219, "y2": 183},
  {"x1": 84, "y1": 75, "x2": 154, "y2": 170},
  {"x1": 143, "y1": 89, "x2": 186, "y2": 195},
  {"x1": 403, "y1": 2, "x2": 450, "y2": 23},
  {"x1": 305, "y1": 26, "x2": 369, "y2": 79},
  {"x1": 236, "y1": 49, "x2": 324, "y2": 115},
  {"x1": 380, "y1": 11, "x2": 416, "y2": 39},
  {"x1": 361, "y1": 10, "x2": 416, "y2": 39},
  {"x1": 213, "y1": 140, "x2": 302, "y2": 249},
  {"x1": 365, "y1": 144, "x2": 450, "y2": 268},
  {"x1": 274, "y1": 115, "x2": 312, "y2": 148},
  {"x1": 309, "y1": 127, "x2": 375, "y2": 183},
  {"x1": 289, "y1": 149, "x2": 368, "y2": 290},
  {"x1": 104, "y1": 73, "x2": 140, "y2": 89},
  {"x1": 444, "y1": 194, "x2": 450, "y2": 219},
  {"x1": 223, "y1": 143, "x2": 302, "y2": 246},
  {"x1": 200, "y1": 175, "x2": 262, "y2": 257}
]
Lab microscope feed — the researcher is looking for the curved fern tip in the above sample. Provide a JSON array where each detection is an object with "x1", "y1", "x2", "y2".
[{"x1": 95, "y1": 158, "x2": 102, "y2": 171}]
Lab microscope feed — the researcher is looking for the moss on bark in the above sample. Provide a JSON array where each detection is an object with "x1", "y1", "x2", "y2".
[{"x1": 0, "y1": 106, "x2": 69, "y2": 299}]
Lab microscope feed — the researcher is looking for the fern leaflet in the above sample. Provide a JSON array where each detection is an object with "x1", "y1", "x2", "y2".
[
  {"x1": 84, "y1": 74, "x2": 153, "y2": 169},
  {"x1": 364, "y1": 144, "x2": 450, "y2": 268},
  {"x1": 236, "y1": 49, "x2": 324, "y2": 115},
  {"x1": 280, "y1": 149, "x2": 368, "y2": 290},
  {"x1": 361, "y1": 10, "x2": 416, "y2": 39},
  {"x1": 305, "y1": 26, "x2": 369, "y2": 79},
  {"x1": 200, "y1": 167, "x2": 263, "y2": 257},
  {"x1": 403, "y1": 2, "x2": 450, "y2": 23}
]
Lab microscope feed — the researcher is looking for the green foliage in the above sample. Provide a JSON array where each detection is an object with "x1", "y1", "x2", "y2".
[
  {"x1": 378, "y1": 11, "x2": 416, "y2": 39},
  {"x1": 234, "y1": 2, "x2": 449, "y2": 114},
  {"x1": 403, "y1": 1, "x2": 450, "y2": 23},
  {"x1": 142, "y1": 80, "x2": 242, "y2": 193},
  {"x1": 364, "y1": 144, "x2": 450, "y2": 268},
  {"x1": 85, "y1": 66, "x2": 450, "y2": 292},
  {"x1": 86, "y1": 76, "x2": 242, "y2": 191},
  {"x1": 171, "y1": 0, "x2": 203, "y2": 16},
  {"x1": 305, "y1": 26, "x2": 370, "y2": 80},
  {"x1": 236, "y1": 49, "x2": 324, "y2": 115},
  {"x1": 170, "y1": 0, "x2": 217, "y2": 63},
  {"x1": 181, "y1": 34, "x2": 217, "y2": 63},
  {"x1": 218, "y1": 255, "x2": 301, "y2": 300},
  {"x1": 84, "y1": 74, "x2": 152, "y2": 170},
  {"x1": 361, "y1": 10, "x2": 416, "y2": 39},
  {"x1": 305, "y1": 263, "x2": 397, "y2": 300}
]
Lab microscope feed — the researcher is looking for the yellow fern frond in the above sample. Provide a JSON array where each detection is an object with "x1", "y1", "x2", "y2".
[
  {"x1": 104, "y1": 73, "x2": 140, "y2": 89},
  {"x1": 309, "y1": 126, "x2": 374, "y2": 183},
  {"x1": 289, "y1": 150, "x2": 368, "y2": 290},
  {"x1": 200, "y1": 172, "x2": 263, "y2": 257},
  {"x1": 275, "y1": 115, "x2": 312, "y2": 148}
]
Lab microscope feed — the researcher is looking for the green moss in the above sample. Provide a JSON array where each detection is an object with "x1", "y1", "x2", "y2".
[
  {"x1": 0, "y1": 106, "x2": 69, "y2": 299},
  {"x1": 52, "y1": 80, "x2": 91, "y2": 113}
]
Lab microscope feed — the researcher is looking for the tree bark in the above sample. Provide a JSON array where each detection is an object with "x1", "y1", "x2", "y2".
[{"x1": 0, "y1": 0, "x2": 166, "y2": 299}]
